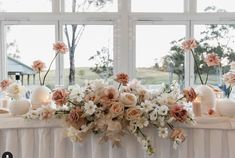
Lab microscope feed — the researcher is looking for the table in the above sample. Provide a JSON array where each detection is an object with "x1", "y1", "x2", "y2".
[{"x1": 0, "y1": 114, "x2": 235, "y2": 158}]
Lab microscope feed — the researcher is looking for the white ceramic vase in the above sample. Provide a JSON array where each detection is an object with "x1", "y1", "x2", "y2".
[
  {"x1": 196, "y1": 85, "x2": 216, "y2": 115},
  {"x1": 216, "y1": 98, "x2": 235, "y2": 117},
  {"x1": 31, "y1": 86, "x2": 52, "y2": 109},
  {"x1": 9, "y1": 99, "x2": 31, "y2": 116}
]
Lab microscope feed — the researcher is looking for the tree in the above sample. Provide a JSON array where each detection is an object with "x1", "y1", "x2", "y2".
[
  {"x1": 64, "y1": 0, "x2": 113, "y2": 85},
  {"x1": 89, "y1": 47, "x2": 113, "y2": 78},
  {"x1": 160, "y1": 7, "x2": 235, "y2": 83}
]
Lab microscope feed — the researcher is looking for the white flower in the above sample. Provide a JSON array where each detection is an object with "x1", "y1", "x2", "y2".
[
  {"x1": 135, "y1": 117, "x2": 149, "y2": 129},
  {"x1": 66, "y1": 127, "x2": 80, "y2": 142},
  {"x1": 6, "y1": 83, "x2": 26, "y2": 99},
  {"x1": 84, "y1": 101, "x2": 97, "y2": 115},
  {"x1": 158, "y1": 105, "x2": 169, "y2": 116},
  {"x1": 149, "y1": 109, "x2": 158, "y2": 121},
  {"x1": 68, "y1": 84, "x2": 84, "y2": 102},
  {"x1": 139, "y1": 100, "x2": 154, "y2": 113},
  {"x1": 158, "y1": 127, "x2": 168, "y2": 138},
  {"x1": 25, "y1": 109, "x2": 41, "y2": 119}
]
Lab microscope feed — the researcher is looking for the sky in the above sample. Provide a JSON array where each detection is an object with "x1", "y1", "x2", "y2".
[{"x1": 2, "y1": 0, "x2": 235, "y2": 70}]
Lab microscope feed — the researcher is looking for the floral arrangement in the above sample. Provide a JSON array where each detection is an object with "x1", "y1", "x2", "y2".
[
  {"x1": 32, "y1": 41, "x2": 68, "y2": 85},
  {"x1": 6, "y1": 83, "x2": 26, "y2": 100},
  {"x1": 0, "y1": 79, "x2": 12, "y2": 91},
  {"x1": 25, "y1": 73, "x2": 195, "y2": 155},
  {"x1": 182, "y1": 39, "x2": 221, "y2": 85}
]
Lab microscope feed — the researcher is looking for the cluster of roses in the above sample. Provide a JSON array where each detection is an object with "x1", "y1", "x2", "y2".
[{"x1": 32, "y1": 73, "x2": 196, "y2": 155}]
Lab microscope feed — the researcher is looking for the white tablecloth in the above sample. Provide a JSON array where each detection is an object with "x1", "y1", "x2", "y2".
[{"x1": 0, "y1": 114, "x2": 235, "y2": 158}]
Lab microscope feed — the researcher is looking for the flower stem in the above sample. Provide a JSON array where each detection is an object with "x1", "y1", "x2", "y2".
[
  {"x1": 205, "y1": 66, "x2": 210, "y2": 85},
  {"x1": 118, "y1": 83, "x2": 121, "y2": 90},
  {"x1": 42, "y1": 52, "x2": 59, "y2": 85},
  {"x1": 176, "y1": 96, "x2": 185, "y2": 102},
  {"x1": 137, "y1": 128, "x2": 146, "y2": 139},
  {"x1": 227, "y1": 85, "x2": 232, "y2": 98},
  {"x1": 191, "y1": 49, "x2": 204, "y2": 85},
  {"x1": 167, "y1": 123, "x2": 174, "y2": 130},
  {"x1": 39, "y1": 71, "x2": 42, "y2": 86}
]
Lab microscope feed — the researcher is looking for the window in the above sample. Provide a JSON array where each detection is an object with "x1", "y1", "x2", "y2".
[
  {"x1": 193, "y1": 24, "x2": 235, "y2": 85},
  {"x1": 5, "y1": 25, "x2": 56, "y2": 88},
  {"x1": 64, "y1": 0, "x2": 118, "y2": 12},
  {"x1": 136, "y1": 25, "x2": 186, "y2": 88},
  {"x1": 197, "y1": 0, "x2": 235, "y2": 13},
  {"x1": 0, "y1": 0, "x2": 52, "y2": 12},
  {"x1": 131, "y1": 0, "x2": 184, "y2": 12},
  {"x1": 63, "y1": 24, "x2": 113, "y2": 86}
]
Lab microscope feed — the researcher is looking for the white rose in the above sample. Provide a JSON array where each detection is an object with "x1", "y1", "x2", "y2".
[{"x1": 120, "y1": 93, "x2": 137, "y2": 107}]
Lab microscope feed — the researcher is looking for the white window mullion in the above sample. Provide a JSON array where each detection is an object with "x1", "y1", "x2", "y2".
[{"x1": 0, "y1": 21, "x2": 7, "y2": 80}]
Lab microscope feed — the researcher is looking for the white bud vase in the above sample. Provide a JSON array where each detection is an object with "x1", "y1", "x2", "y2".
[
  {"x1": 9, "y1": 99, "x2": 31, "y2": 116},
  {"x1": 31, "y1": 85, "x2": 52, "y2": 109}
]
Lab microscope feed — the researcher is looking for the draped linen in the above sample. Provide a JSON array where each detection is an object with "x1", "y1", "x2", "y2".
[{"x1": 0, "y1": 115, "x2": 235, "y2": 158}]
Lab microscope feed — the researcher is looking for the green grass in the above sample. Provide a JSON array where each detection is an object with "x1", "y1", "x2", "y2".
[{"x1": 22, "y1": 67, "x2": 222, "y2": 88}]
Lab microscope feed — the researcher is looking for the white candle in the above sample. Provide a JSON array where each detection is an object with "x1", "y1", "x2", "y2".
[{"x1": 192, "y1": 97, "x2": 201, "y2": 117}]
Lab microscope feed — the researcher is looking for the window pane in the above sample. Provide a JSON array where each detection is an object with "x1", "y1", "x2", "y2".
[
  {"x1": 136, "y1": 25, "x2": 186, "y2": 89},
  {"x1": 197, "y1": 0, "x2": 235, "y2": 12},
  {"x1": 132, "y1": 0, "x2": 184, "y2": 12},
  {"x1": 194, "y1": 24, "x2": 235, "y2": 85},
  {"x1": 64, "y1": 0, "x2": 118, "y2": 12},
  {"x1": 6, "y1": 25, "x2": 55, "y2": 88},
  {"x1": 63, "y1": 25, "x2": 113, "y2": 86},
  {"x1": 0, "y1": 0, "x2": 52, "y2": 12}
]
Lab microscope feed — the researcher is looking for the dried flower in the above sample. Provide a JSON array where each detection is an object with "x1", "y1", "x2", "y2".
[
  {"x1": 204, "y1": 52, "x2": 221, "y2": 67},
  {"x1": 170, "y1": 105, "x2": 188, "y2": 122},
  {"x1": 52, "y1": 89, "x2": 70, "y2": 106},
  {"x1": 32, "y1": 60, "x2": 46, "y2": 72},
  {"x1": 84, "y1": 101, "x2": 97, "y2": 115},
  {"x1": 0, "y1": 79, "x2": 12, "y2": 91},
  {"x1": 170, "y1": 128, "x2": 185, "y2": 142},
  {"x1": 6, "y1": 83, "x2": 26, "y2": 99},
  {"x1": 182, "y1": 38, "x2": 197, "y2": 51},
  {"x1": 53, "y1": 41, "x2": 68, "y2": 54},
  {"x1": 126, "y1": 107, "x2": 142, "y2": 121},
  {"x1": 115, "y1": 73, "x2": 129, "y2": 86},
  {"x1": 183, "y1": 87, "x2": 197, "y2": 102}
]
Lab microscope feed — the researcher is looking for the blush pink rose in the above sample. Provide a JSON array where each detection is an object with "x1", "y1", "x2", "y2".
[
  {"x1": 115, "y1": 73, "x2": 129, "y2": 86},
  {"x1": 0, "y1": 79, "x2": 12, "y2": 91},
  {"x1": 223, "y1": 72, "x2": 235, "y2": 86},
  {"x1": 53, "y1": 41, "x2": 68, "y2": 54},
  {"x1": 170, "y1": 128, "x2": 185, "y2": 142},
  {"x1": 32, "y1": 60, "x2": 46, "y2": 72},
  {"x1": 182, "y1": 38, "x2": 197, "y2": 51},
  {"x1": 126, "y1": 107, "x2": 142, "y2": 121},
  {"x1": 110, "y1": 102, "x2": 124, "y2": 118},
  {"x1": 170, "y1": 104, "x2": 188, "y2": 122},
  {"x1": 204, "y1": 52, "x2": 221, "y2": 67},
  {"x1": 52, "y1": 89, "x2": 70, "y2": 106},
  {"x1": 67, "y1": 107, "x2": 85, "y2": 129}
]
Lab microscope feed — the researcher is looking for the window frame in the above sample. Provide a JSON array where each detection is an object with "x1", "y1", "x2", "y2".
[{"x1": 0, "y1": 0, "x2": 235, "y2": 87}]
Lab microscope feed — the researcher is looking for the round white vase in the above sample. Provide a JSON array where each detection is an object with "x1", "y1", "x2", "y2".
[
  {"x1": 9, "y1": 99, "x2": 31, "y2": 116},
  {"x1": 216, "y1": 98, "x2": 235, "y2": 117},
  {"x1": 31, "y1": 86, "x2": 52, "y2": 109}
]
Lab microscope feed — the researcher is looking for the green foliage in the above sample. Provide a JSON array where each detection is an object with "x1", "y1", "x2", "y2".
[{"x1": 89, "y1": 47, "x2": 113, "y2": 78}]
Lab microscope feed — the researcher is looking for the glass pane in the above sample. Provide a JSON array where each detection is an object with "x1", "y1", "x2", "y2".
[
  {"x1": 0, "y1": 0, "x2": 52, "y2": 12},
  {"x1": 63, "y1": 25, "x2": 113, "y2": 86},
  {"x1": 6, "y1": 25, "x2": 55, "y2": 88},
  {"x1": 132, "y1": 0, "x2": 184, "y2": 12},
  {"x1": 197, "y1": 0, "x2": 235, "y2": 12},
  {"x1": 64, "y1": 0, "x2": 118, "y2": 12},
  {"x1": 194, "y1": 24, "x2": 235, "y2": 86},
  {"x1": 136, "y1": 25, "x2": 186, "y2": 89}
]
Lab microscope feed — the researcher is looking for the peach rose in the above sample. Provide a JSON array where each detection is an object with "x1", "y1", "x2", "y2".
[
  {"x1": 110, "y1": 102, "x2": 124, "y2": 118},
  {"x1": 53, "y1": 41, "x2": 68, "y2": 54},
  {"x1": 126, "y1": 107, "x2": 142, "y2": 121},
  {"x1": 115, "y1": 73, "x2": 129, "y2": 86},
  {"x1": 0, "y1": 79, "x2": 12, "y2": 91},
  {"x1": 182, "y1": 38, "x2": 197, "y2": 51},
  {"x1": 120, "y1": 93, "x2": 137, "y2": 107},
  {"x1": 170, "y1": 128, "x2": 185, "y2": 142},
  {"x1": 100, "y1": 86, "x2": 119, "y2": 108},
  {"x1": 204, "y1": 52, "x2": 220, "y2": 67},
  {"x1": 52, "y1": 89, "x2": 70, "y2": 106},
  {"x1": 170, "y1": 104, "x2": 188, "y2": 122},
  {"x1": 223, "y1": 72, "x2": 235, "y2": 86},
  {"x1": 183, "y1": 87, "x2": 197, "y2": 102},
  {"x1": 32, "y1": 60, "x2": 46, "y2": 72}
]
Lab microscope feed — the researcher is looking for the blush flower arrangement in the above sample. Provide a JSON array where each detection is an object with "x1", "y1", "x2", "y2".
[
  {"x1": 32, "y1": 41, "x2": 68, "y2": 85},
  {"x1": 25, "y1": 73, "x2": 195, "y2": 155},
  {"x1": 182, "y1": 39, "x2": 221, "y2": 85}
]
